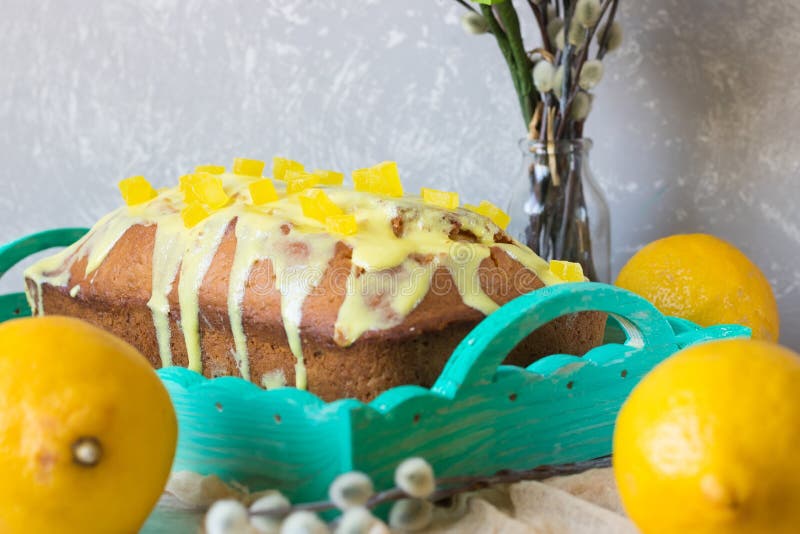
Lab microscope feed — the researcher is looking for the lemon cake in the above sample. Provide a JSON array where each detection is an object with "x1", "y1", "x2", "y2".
[{"x1": 24, "y1": 158, "x2": 605, "y2": 401}]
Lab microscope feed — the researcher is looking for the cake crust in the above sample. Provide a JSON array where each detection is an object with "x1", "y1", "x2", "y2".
[{"x1": 30, "y1": 221, "x2": 606, "y2": 401}]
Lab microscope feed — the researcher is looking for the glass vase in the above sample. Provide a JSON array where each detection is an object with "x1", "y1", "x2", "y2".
[{"x1": 507, "y1": 139, "x2": 611, "y2": 282}]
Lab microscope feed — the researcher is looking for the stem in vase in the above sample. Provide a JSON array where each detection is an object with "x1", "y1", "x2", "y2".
[{"x1": 524, "y1": 145, "x2": 600, "y2": 281}]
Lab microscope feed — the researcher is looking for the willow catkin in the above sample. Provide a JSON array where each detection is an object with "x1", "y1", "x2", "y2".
[
  {"x1": 570, "y1": 92, "x2": 593, "y2": 121},
  {"x1": 578, "y1": 60, "x2": 604, "y2": 90},
  {"x1": 554, "y1": 28, "x2": 565, "y2": 50},
  {"x1": 388, "y1": 499, "x2": 433, "y2": 532},
  {"x1": 250, "y1": 493, "x2": 291, "y2": 518},
  {"x1": 575, "y1": 0, "x2": 602, "y2": 28},
  {"x1": 547, "y1": 18, "x2": 565, "y2": 48},
  {"x1": 533, "y1": 61, "x2": 556, "y2": 93},
  {"x1": 598, "y1": 21, "x2": 623, "y2": 51},
  {"x1": 205, "y1": 500, "x2": 250, "y2": 534},
  {"x1": 281, "y1": 511, "x2": 329, "y2": 534},
  {"x1": 460, "y1": 12, "x2": 489, "y2": 35},
  {"x1": 328, "y1": 472, "x2": 374, "y2": 510},
  {"x1": 394, "y1": 458, "x2": 435, "y2": 499},
  {"x1": 567, "y1": 21, "x2": 586, "y2": 47},
  {"x1": 335, "y1": 507, "x2": 382, "y2": 534},
  {"x1": 553, "y1": 65, "x2": 565, "y2": 98}
]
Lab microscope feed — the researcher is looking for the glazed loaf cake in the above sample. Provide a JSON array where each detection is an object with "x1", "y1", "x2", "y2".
[{"x1": 25, "y1": 159, "x2": 605, "y2": 401}]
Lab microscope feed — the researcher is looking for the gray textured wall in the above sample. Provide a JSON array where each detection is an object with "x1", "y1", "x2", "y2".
[{"x1": 2, "y1": 0, "x2": 799, "y2": 347}]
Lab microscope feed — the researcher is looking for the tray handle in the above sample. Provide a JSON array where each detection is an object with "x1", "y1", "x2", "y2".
[
  {"x1": 0, "y1": 229, "x2": 89, "y2": 320},
  {"x1": 431, "y1": 282, "x2": 676, "y2": 398},
  {"x1": 0, "y1": 228, "x2": 89, "y2": 280}
]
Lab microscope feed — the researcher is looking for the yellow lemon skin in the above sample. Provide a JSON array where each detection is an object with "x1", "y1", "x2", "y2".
[
  {"x1": 614, "y1": 339, "x2": 800, "y2": 534},
  {"x1": 0, "y1": 316, "x2": 177, "y2": 533},
  {"x1": 615, "y1": 234, "x2": 779, "y2": 342}
]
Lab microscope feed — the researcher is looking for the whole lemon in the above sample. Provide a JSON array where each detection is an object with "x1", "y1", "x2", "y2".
[
  {"x1": 614, "y1": 339, "x2": 800, "y2": 534},
  {"x1": 0, "y1": 316, "x2": 177, "y2": 533},
  {"x1": 615, "y1": 234, "x2": 779, "y2": 341}
]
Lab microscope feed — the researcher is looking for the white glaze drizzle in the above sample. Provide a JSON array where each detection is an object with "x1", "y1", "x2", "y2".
[
  {"x1": 24, "y1": 174, "x2": 559, "y2": 390},
  {"x1": 226, "y1": 213, "x2": 267, "y2": 381},
  {"x1": 147, "y1": 212, "x2": 189, "y2": 368},
  {"x1": 24, "y1": 209, "x2": 134, "y2": 315},
  {"x1": 177, "y1": 211, "x2": 231, "y2": 372}
]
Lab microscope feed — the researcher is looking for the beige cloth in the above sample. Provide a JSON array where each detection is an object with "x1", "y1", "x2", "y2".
[
  {"x1": 426, "y1": 469, "x2": 637, "y2": 534},
  {"x1": 155, "y1": 468, "x2": 638, "y2": 533}
]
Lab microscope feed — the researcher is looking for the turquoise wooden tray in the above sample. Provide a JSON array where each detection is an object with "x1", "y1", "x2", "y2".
[{"x1": 0, "y1": 229, "x2": 750, "y2": 503}]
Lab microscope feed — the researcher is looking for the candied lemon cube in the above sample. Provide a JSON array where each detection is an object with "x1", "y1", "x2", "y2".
[
  {"x1": 285, "y1": 171, "x2": 319, "y2": 194},
  {"x1": 248, "y1": 179, "x2": 279, "y2": 205},
  {"x1": 179, "y1": 175, "x2": 200, "y2": 204},
  {"x1": 299, "y1": 188, "x2": 343, "y2": 223},
  {"x1": 373, "y1": 161, "x2": 404, "y2": 197},
  {"x1": 195, "y1": 164, "x2": 225, "y2": 175},
  {"x1": 273, "y1": 156, "x2": 305, "y2": 181},
  {"x1": 181, "y1": 203, "x2": 209, "y2": 228},
  {"x1": 312, "y1": 169, "x2": 344, "y2": 186},
  {"x1": 186, "y1": 173, "x2": 230, "y2": 209},
  {"x1": 118, "y1": 176, "x2": 157, "y2": 206},
  {"x1": 476, "y1": 200, "x2": 510, "y2": 230},
  {"x1": 326, "y1": 214, "x2": 358, "y2": 235},
  {"x1": 549, "y1": 260, "x2": 585, "y2": 282},
  {"x1": 352, "y1": 168, "x2": 372, "y2": 191},
  {"x1": 421, "y1": 187, "x2": 459, "y2": 209},
  {"x1": 233, "y1": 158, "x2": 265, "y2": 177},
  {"x1": 353, "y1": 161, "x2": 404, "y2": 197}
]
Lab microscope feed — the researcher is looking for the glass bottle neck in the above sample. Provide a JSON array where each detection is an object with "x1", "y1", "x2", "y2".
[{"x1": 519, "y1": 138, "x2": 593, "y2": 157}]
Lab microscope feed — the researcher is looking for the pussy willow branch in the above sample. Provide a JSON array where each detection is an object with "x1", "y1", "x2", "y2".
[
  {"x1": 451, "y1": 0, "x2": 619, "y2": 139},
  {"x1": 540, "y1": 1, "x2": 552, "y2": 43},
  {"x1": 453, "y1": 0, "x2": 480, "y2": 15},
  {"x1": 597, "y1": 0, "x2": 619, "y2": 59},
  {"x1": 557, "y1": 2, "x2": 576, "y2": 135},
  {"x1": 555, "y1": 0, "x2": 613, "y2": 139},
  {"x1": 555, "y1": 154, "x2": 578, "y2": 258},
  {"x1": 526, "y1": 1, "x2": 553, "y2": 54},
  {"x1": 559, "y1": 0, "x2": 569, "y2": 18},
  {"x1": 251, "y1": 456, "x2": 612, "y2": 519},
  {"x1": 539, "y1": 90, "x2": 552, "y2": 142},
  {"x1": 575, "y1": 0, "x2": 614, "y2": 70}
]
